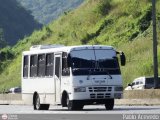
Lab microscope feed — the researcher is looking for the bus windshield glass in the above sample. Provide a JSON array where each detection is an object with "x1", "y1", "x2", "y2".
[{"x1": 70, "y1": 49, "x2": 120, "y2": 75}]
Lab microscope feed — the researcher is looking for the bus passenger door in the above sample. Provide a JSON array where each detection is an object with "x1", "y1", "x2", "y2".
[{"x1": 54, "y1": 54, "x2": 61, "y2": 103}]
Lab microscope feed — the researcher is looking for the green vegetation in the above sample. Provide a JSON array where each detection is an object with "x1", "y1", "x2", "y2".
[
  {"x1": 0, "y1": 0, "x2": 42, "y2": 46},
  {"x1": 17, "y1": 0, "x2": 84, "y2": 24},
  {"x1": 0, "y1": 0, "x2": 160, "y2": 91}
]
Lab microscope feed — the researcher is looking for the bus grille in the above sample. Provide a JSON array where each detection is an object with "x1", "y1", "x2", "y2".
[
  {"x1": 90, "y1": 93, "x2": 111, "y2": 99},
  {"x1": 88, "y1": 87, "x2": 112, "y2": 92}
]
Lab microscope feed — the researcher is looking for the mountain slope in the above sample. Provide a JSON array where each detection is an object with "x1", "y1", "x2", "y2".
[
  {"x1": 0, "y1": 0, "x2": 160, "y2": 91},
  {"x1": 17, "y1": 0, "x2": 84, "y2": 24},
  {"x1": 0, "y1": 28, "x2": 7, "y2": 48},
  {"x1": 0, "y1": 0, "x2": 42, "y2": 46}
]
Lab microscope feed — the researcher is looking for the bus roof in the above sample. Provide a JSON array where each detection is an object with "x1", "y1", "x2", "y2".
[{"x1": 22, "y1": 45, "x2": 114, "y2": 55}]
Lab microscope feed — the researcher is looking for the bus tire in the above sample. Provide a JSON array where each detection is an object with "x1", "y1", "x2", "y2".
[
  {"x1": 76, "y1": 103, "x2": 84, "y2": 110},
  {"x1": 66, "y1": 95, "x2": 76, "y2": 110},
  {"x1": 61, "y1": 91, "x2": 68, "y2": 107},
  {"x1": 67, "y1": 101, "x2": 76, "y2": 110},
  {"x1": 33, "y1": 93, "x2": 50, "y2": 110},
  {"x1": 33, "y1": 93, "x2": 41, "y2": 110},
  {"x1": 105, "y1": 99, "x2": 114, "y2": 110},
  {"x1": 67, "y1": 100, "x2": 83, "y2": 110},
  {"x1": 66, "y1": 94, "x2": 83, "y2": 110}
]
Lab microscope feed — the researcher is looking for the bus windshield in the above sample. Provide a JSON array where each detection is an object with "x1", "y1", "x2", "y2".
[{"x1": 70, "y1": 49, "x2": 120, "y2": 75}]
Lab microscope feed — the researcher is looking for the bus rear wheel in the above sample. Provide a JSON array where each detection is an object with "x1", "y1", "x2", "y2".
[
  {"x1": 105, "y1": 99, "x2": 114, "y2": 110},
  {"x1": 33, "y1": 93, "x2": 50, "y2": 110}
]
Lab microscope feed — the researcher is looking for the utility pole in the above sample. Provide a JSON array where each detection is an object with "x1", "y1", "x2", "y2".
[{"x1": 152, "y1": 0, "x2": 159, "y2": 88}]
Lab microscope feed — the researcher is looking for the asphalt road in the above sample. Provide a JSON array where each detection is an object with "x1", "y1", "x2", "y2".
[{"x1": 0, "y1": 105, "x2": 160, "y2": 120}]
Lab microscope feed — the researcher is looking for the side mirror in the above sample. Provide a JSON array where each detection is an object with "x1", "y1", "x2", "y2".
[{"x1": 120, "y1": 52, "x2": 126, "y2": 66}]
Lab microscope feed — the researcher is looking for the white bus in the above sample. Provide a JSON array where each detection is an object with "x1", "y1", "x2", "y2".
[{"x1": 22, "y1": 45, "x2": 126, "y2": 110}]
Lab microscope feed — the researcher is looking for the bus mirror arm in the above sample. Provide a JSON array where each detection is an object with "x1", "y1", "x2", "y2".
[{"x1": 117, "y1": 51, "x2": 126, "y2": 66}]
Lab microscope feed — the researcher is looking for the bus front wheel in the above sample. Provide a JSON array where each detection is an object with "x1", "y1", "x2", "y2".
[
  {"x1": 105, "y1": 99, "x2": 114, "y2": 110},
  {"x1": 67, "y1": 96, "x2": 83, "y2": 110}
]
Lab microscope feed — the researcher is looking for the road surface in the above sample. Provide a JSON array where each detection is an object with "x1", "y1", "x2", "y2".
[{"x1": 0, "y1": 105, "x2": 160, "y2": 120}]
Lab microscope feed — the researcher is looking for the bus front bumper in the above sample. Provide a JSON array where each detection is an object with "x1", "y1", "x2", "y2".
[
  {"x1": 69, "y1": 91, "x2": 123, "y2": 100},
  {"x1": 69, "y1": 99, "x2": 115, "y2": 105}
]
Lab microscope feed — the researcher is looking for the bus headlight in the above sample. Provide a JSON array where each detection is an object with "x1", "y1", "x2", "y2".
[
  {"x1": 74, "y1": 87, "x2": 86, "y2": 92},
  {"x1": 114, "y1": 86, "x2": 123, "y2": 91}
]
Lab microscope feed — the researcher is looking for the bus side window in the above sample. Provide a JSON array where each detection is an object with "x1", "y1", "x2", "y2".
[
  {"x1": 62, "y1": 52, "x2": 70, "y2": 76},
  {"x1": 38, "y1": 54, "x2": 45, "y2": 77},
  {"x1": 23, "y1": 55, "x2": 28, "y2": 78},
  {"x1": 46, "y1": 53, "x2": 54, "y2": 76},
  {"x1": 30, "y1": 55, "x2": 38, "y2": 77}
]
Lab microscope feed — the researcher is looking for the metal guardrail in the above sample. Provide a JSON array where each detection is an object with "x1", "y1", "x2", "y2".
[
  {"x1": 123, "y1": 89, "x2": 160, "y2": 99},
  {"x1": 0, "y1": 89, "x2": 160, "y2": 100},
  {"x1": 0, "y1": 94, "x2": 22, "y2": 105},
  {"x1": 0, "y1": 89, "x2": 160, "y2": 105},
  {"x1": 0, "y1": 94, "x2": 22, "y2": 100}
]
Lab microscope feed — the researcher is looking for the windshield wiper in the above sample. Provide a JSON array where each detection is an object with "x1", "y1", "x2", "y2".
[
  {"x1": 87, "y1": 68, "x2": 112, "y2": 79},
  {"x1": 105, "y1": 69, "x2": 112, "y2": 79}
]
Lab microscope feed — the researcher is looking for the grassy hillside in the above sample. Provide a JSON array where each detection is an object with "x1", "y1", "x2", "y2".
[
  {"x1": 17, "y1": 0, "x2": 84, "y2": 24},
  {"x1": 0, "y1": 0, "x2": 160, "y2": 92},
  {"x1": 0, "y1": 0, "x2": 42, "y2": 46}
]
